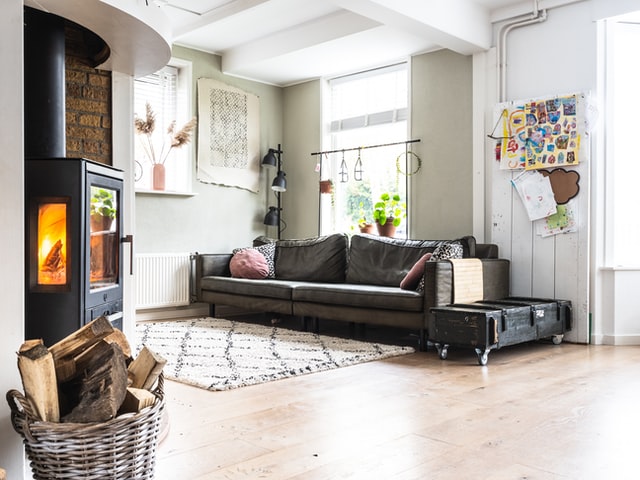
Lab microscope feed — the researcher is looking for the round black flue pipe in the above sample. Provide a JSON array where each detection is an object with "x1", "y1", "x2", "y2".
[{"x1": 24, "y1": 7, "x2": 66, "y2": 159}]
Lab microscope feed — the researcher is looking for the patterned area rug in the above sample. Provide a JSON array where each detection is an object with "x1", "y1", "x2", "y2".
[{"x1": 136, "y1": 317, "x2": 415, "y2": 391}]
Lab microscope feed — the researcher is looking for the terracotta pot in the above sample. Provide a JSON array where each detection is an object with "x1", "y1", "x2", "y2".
[
  {"x1": 319, "y1": 180, "x2": 333, "y2": 194},
  {"x1": 359, "y1": 223, "x2": 375, "y2": 234},
  {"x1": 152, "y1": 163, "x2": 166, "y2": 190},
  {"x1": 376, "y1": 218, "x2": 397, "y2": 237},
  {"x1": 90, "y1": 214, "x2": 113, "y2": 232}
]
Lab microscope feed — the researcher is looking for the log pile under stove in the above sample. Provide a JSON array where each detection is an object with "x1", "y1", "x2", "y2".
[{"x1": 16, "y1": 316, "x2": 166, "y2": 423}]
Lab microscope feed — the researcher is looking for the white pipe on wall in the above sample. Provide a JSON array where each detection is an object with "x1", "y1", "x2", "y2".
[{"x1": 497, "y1": 0, "x2": 548, "y2": 102}]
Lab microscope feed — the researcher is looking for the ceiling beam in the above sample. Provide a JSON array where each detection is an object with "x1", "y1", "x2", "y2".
[
  {"x1": 221, "y1": 10, "x2": 380, "y2": 76},
  {"x1": 331, "y1": 0, "x2": 492, "y2": 54},
  {"x1": 172, "y1": 0, "x2": 272, "y2": 37}
]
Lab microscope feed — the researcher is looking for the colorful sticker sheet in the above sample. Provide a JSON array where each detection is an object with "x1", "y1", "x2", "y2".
[{"x1": 496, "y1": 94, "x2": 582, "y2": 171}]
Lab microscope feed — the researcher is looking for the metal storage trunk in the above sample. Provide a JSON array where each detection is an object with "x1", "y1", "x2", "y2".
[
  {"x1": 458, "y1": 302, "x2": 537, "y2": 347},
  {"x1": 430, "y1": 305, "x2": 503, "y2": 365},
  {"x1": 496, "y1": 297, "x2": 572, "y2": 340},
  {"x1": 430, "y1": 297, "x2": 572, "y2": 365}
]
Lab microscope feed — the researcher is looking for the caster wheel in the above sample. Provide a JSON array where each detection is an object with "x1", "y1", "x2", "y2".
[
  {"x1": 439, "y1": 346, "x2": 448, "y2": 360},
  {"x1": 475, "y1": 348, "x2": 489, "y2": 366},
  {"x1": 552, "y1": 335, "x2": 563, "y2": 345}
]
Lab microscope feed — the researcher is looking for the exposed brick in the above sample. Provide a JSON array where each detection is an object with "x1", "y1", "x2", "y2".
[
  {"x1": 66, "y1": 139, "x2": 82, "y2": 152},
  {"x1": 66, "y1": 69, "x2": 87, "y2": 84},
  {"x1": 82, "y1": 140, "x2": 102, "y2": 154},
  {"x1": 79, "y1": 114, "x2": 102, "y2": 127},
  {"x1": 64, "y1": 23, "x2": 112, "y2": 164},
  {"x1": 67, "y1": 126, "x2": 107, "y2": 142},
  {"x1": 89, "y1": 73, "x2": 110, "y2": 88},
  {"x1": 83, "y1": 85, "x2": 109, "y2": 102}
]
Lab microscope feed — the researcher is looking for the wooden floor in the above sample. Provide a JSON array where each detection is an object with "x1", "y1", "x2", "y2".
[{"x1": 154, "y1": 320, "x2": 640, "y2": 480}]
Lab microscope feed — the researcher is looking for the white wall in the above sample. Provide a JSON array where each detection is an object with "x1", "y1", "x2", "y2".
[
  {"x1": 0, "y1": 2, "x2": 26, "y2": 477},
  {"x1": 484, "y1": 0, "x2": 640, "y2": 344},
  {"x1": 135, "y1": 46, "x2": 284, "y2": 254}
]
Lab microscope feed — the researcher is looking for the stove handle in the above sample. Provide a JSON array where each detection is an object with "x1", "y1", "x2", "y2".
[{"x1": 121, "y1": 234, "x2": 133, "y2": 275}]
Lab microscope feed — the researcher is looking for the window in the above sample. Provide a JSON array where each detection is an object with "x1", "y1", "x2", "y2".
[
  {"x1": 607, "y1": 18, "x2": 640, "y2": 265},
  {"x1": 320, "y1": 63, "x2": 410, "y2": 237},
  {"x1": 133, "y1": 59, "x2": 192, "y2": 192}
]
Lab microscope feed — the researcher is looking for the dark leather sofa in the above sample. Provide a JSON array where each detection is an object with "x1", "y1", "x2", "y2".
[{"x1": 194, "y1": 233, "x2": 510, "y2": 350}]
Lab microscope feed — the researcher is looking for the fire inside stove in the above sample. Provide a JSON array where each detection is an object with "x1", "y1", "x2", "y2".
[{"x1": 37, "y1": 202, "x2": 67, "y2": 285}]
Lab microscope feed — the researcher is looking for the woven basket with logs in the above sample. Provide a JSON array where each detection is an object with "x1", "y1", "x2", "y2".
[{"x1": 6, "y1": 316, "x2": 167, "y2": 480}]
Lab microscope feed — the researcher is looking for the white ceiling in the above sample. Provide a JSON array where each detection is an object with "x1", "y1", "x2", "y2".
[{"x1": 157, "y1": 0, "x2": 552, "y2": 86}]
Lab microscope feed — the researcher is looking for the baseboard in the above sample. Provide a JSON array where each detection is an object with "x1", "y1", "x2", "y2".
[
  {"x1": 135, "y1": 303, "x2": 209, "y2": 322},
  {"x1": 592, "y1": 334, "x2": 640, "y2": 346}
]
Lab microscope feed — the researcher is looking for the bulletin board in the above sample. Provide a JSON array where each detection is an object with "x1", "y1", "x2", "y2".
[{"x1": 492, "y1": 93, "x2": 586, "y2": 171}]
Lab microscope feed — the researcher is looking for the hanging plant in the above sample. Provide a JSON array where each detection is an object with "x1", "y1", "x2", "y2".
[{"x1": 319, "y1": 179, "x2": 334, "y2": 194}]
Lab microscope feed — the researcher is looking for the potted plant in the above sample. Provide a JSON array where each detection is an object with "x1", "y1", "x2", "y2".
[
  {"x1": 319, "y1": 178, "x2": 334, "y2": 194},
  {"x1": 90, "y1": 188, "x2": 116, "y2": 232},
  {"x1": 373, "y1": 192, "x2": 406, "y2": 237},
  {"x1": 357, "y1": 202, "x2": 375, "y2": 234}
]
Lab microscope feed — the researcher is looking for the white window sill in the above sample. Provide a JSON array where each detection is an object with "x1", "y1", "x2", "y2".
[{"x1": 135, "y1": 189, "x2": 197, "y2": 197}]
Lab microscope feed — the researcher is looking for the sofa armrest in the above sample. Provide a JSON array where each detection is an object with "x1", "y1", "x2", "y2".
[{"x1": 194, "y1": 253, "x2": 232, "y2": 300}]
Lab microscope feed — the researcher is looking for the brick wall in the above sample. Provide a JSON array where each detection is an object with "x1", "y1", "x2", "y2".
[{"x1": 65, "y1": 23, "x2": 112, "y2": 165}]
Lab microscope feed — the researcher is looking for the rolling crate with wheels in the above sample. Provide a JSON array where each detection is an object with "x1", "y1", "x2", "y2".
[
  {"x1": 430, "y1": 305, "x2": 503, "y2": 366},
  {"x1": 495, "y1": 297, "x2": 572, "y2": 344}
]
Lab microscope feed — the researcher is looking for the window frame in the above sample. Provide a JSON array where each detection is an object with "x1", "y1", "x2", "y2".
[{"x1": 133, "y1": 57, "x2": 194, "y2": 195}]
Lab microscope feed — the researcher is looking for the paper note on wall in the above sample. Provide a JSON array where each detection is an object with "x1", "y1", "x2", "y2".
[{"x1": 511, "y1": 170, "x2": 558, "y2": 221}]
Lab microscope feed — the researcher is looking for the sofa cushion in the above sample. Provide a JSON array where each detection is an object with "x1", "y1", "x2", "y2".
[
  {"x1": 400, "y1": 253, "x2": 432, "y2": 290},
  {"x1": 429, "y1": 242, "x2": 463, "y2": 261},
  {"x1": 292, "y1": 283, "x2": 424, "y2": 312},
  {"x1": 233, "y1": 242, "x2": 275, "y2": 278},
  {"x1": 229, "y1": 249, "x2": 269, "y2": 279},
  {"x1": 200, "y1": 276, "x2": 297, "y2": 300},
  {"x1": 274, "y1": 233, "x2": 348, "y2": 282},
  {"x1": 346, "y1": 234, "x2": 474, "y2": 287}
]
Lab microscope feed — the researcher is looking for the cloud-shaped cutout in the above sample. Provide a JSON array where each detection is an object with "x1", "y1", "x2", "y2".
[{"x1": 540, "y1": 168, "x2": 580, "y2": 204}]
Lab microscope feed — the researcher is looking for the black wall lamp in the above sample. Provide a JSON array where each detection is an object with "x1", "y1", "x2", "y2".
[{"x1": 262, "y1": 144, "x2": 285, "y2": 239}]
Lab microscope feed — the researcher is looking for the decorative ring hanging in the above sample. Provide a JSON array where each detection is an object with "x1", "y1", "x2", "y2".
[{"x1": 396, "y1": 151, "x2": 422, "y2": 176}]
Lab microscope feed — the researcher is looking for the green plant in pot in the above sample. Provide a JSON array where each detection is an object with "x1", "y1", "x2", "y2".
[
  {"x1": 373, "y1": 192, "x2": 406, "y2": 237},
  {"x1": 90, "y1": 188, "x2": 116, "y2": 232},
  {"x1": 357, "y1": 202, "x2": 375, "y2": 234}
]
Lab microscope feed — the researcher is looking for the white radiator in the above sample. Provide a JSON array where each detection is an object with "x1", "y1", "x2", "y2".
[{"x1": 135, "y1": 253, "x2": 191, "y2": 309}]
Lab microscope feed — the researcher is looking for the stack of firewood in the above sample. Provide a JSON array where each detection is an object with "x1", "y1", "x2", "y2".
[{"x1": 16, "y1": 316, "x2": 166, "y2": 423}]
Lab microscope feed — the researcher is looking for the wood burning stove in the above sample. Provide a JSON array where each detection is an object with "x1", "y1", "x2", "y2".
[{"x1": 25, "y1": 158, "x2": 126, "y2": 345}]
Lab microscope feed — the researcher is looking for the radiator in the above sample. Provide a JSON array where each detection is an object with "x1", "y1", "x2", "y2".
[{"x1": 135, "y1": 253, "x2": 191, "y2": 309}]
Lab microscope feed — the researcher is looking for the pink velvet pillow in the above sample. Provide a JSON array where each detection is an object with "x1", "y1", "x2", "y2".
[
  {"x1": 229, "y1": 248, "x2": 269, "y2": 279},
  {"x1": 400, "y1": 253, "x2": 432, "y2": 290}
]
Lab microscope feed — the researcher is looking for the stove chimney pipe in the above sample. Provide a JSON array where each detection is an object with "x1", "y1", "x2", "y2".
[{"x1": 24, "y1": 7, "x2": 66, "y2": 159}]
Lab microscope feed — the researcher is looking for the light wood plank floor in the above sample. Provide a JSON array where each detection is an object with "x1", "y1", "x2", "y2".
[{"x1": 154, "y1": 322, "x2": 640, "y2": 480}]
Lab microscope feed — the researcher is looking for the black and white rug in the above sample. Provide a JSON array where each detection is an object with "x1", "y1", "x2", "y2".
[{"x1": 136, "y1": 317, "x2": 415, "y2": 391}]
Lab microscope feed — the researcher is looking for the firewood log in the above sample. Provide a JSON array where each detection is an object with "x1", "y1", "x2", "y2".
[{"x1": 17, "y1": 339, "x2": 59, "y2": 422}]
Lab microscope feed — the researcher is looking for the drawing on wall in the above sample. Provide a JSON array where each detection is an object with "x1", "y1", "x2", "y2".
[
  {"x1": 536, "y1": 200, "x2": 578, "y2": 237},
  {"x1": 511, "y1": 169, "x2": 558, "y2": 221},
  {"x1": 494, "y1": 93, "x2": 584, "y2": 171},
  {"x1": 196, "y1": 78, "x2": 261, "y2": 192}
]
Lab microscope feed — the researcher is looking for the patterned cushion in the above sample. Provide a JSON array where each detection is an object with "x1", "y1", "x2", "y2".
[
  {"x1": 417, "y1": 242, "x2": 464, "y2": 292},
  {"x1": 233, "y1": 242, "x2": 276, "y2": 278},
  {"x1": 429, "y1": 242, "x2": 463, "y2": 262}
]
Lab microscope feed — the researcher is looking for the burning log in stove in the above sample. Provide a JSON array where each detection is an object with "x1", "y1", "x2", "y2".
[
  {"x1": 15, "y1": 316, "x2": 166, "y2": 423},
  {"x1": 41, "y1": 238, "x2": 65, "y2": 274}
]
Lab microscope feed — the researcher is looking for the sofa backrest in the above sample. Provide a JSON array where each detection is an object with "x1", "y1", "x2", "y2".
[
  {"x1": 274, "y1": 233, "x2": 348, "y2": 282},
  {"x1": 346, "y1": 234, "x2": 476, "y2": 287}
]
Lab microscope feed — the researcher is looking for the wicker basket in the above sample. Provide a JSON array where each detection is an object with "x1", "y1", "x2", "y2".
[{"x1": 6, "y1": 374, "x2": 165, "y2": 480}]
